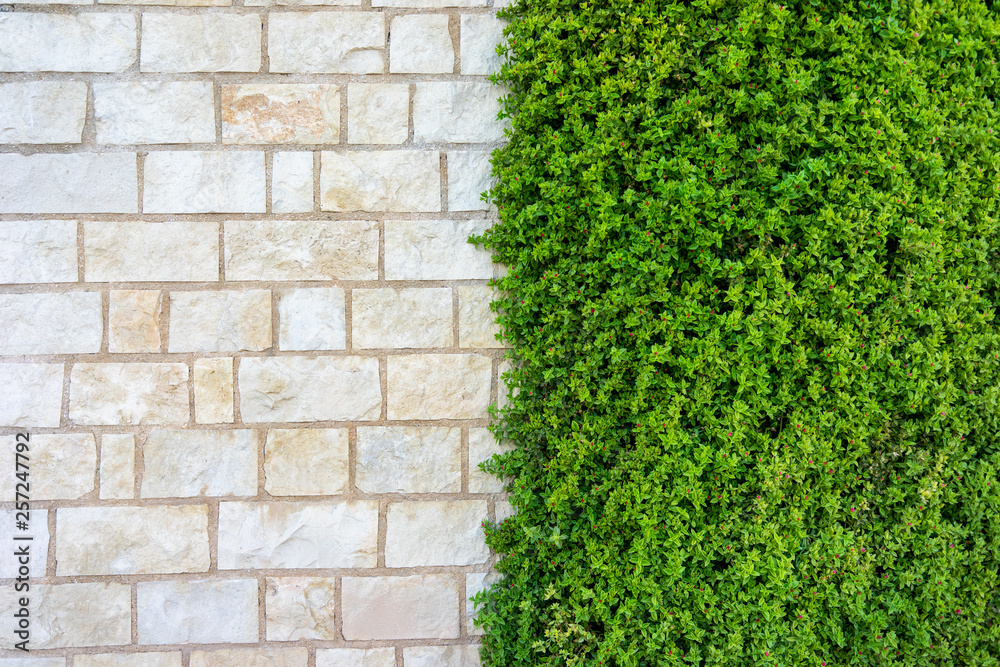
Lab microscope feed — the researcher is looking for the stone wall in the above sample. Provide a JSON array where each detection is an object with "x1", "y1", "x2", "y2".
[{"x1": 0, "y1": 0, "x2": 513, "y2": 663}]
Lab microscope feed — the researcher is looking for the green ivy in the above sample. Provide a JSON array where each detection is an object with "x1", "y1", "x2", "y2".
[{"x1": 468, "y1": 0, "x2": 1000, "y2": 664}]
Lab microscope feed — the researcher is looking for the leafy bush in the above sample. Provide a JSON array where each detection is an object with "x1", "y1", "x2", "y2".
[{"x1": 470, "y1": 0, "x2": 1000, "y2": 664}]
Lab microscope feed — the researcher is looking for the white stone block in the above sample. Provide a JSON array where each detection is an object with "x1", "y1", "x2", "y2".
[
  {"x1": 269, "y1": 12, "x2": 383, "y2": 73},
  {"x1": 99, "y1": 433, "x2": 134, "y2": 500},
  {"x1": 375, "y1": 0, "x2": 484, "y2": 6},
  {"x1": 352, "y1": 287, "x2": 453, "y2": 349},
  {"x1": 144, "y1": 151, "x2": 265, "y2": 213},
  {"x1": 0, "y1": 14, "x2": 136, "y2": 72},
  {"x1": 75, "y1": 654, "x2": 182, "y2": 667},
  {"x1": 466, "y1": 571, "x2": 502, "y2": 636},
  {"x1": 223, "y1": 84, "x2": 339, "y2": 144},
  {"x1": 459, "y1": 285, "x2": 504, "y2": 348},
  {"x1": 0, "y1": 220, "x2": 78, "y2": 284},
  {"x1": 355, "y1": 427, "x2": 461, "y2": 493},
  {"x1": 141, "y1": 429, "x2": 256, "y2": 497},
  {"x1": 347, "y1": 83, "x2": 408, "y2": 145},
  {"x1": 0, "y1": 433, "x2": 95, "y2": 500},
  {"x1": 390, "y1": 14, "x2": 454, "y2": 74},
  {"x1": 415, "y1": 82, "x2": 507, "y2": 143},
  {"x1": 384, "y1": 220, "x2": 497, "y2": 280},
  {"x1": 69, "y1": 363, "x2": 189, "y2": 425},
  {"x1": 0, "y1": 363, "x2": 63, "y2": 427},
  {"x1": 190, "y1": 648, "x2": 306, "y2": 667},
  {"x1": 341, "y1": 575, "x2": 459, "y2": 640},
  {"x1": 0, "y1": 583, "x2": 130, "y2": 648},
  {"x1": 0, "y1": 82, "x2": 87, "y2": 143},
  {"x1": 460, "y1": 14, "x2": 505, "y2": 75},
  {"x1": 94, "y1": 81, "x2": 215, "y2": 144},
  {"x1": 315, "y1": 649, "x2": 395, "y2": 667},
  {"x1": 137, "y1": 579, "x2": 258, "y2": 645},
  {"x1": 387, "y1": 354, "x2": 492, "y2": 420},
  {"x1": 0, "y1": 292, "x2": 102, "y2": 355},
  {"x1": 109, "y1": 290, "x2": 162, "y2": 353},
  {"x1": 403, "y1": 646, "x2": 481, "y2": 667},
  {"x1": 140, "y1": 14, "x2": 261, "y2": 72},
  {"x1": 265, "y1": 577, "x2": 336, "y2": 640},
  {"x1": 273, "y1": 152, "x2": 314, "y2": 213},
  {"x1": 84, "y1": 221, "x2": 218, "y2": 282},
  {"x1": 168, "y1": 290, "x2": 271, "y2": 353},
  {"x1": 278, "y1": 288, "x2": 345, "y2": 351},
  {"x1": 448, "y1": 150, "x2": 493, "y2": 211},
  {"x1": 320, "y1": 150, "x2": 439, "y2": 212},
  {"x1": 263, "y1": 428, "x2": 348, "y2": 496},
  {"x1": 0, "y1": 153, "x2": 137, "y2": 214},
  {"x1": 385, "y1": 500, "x2": 489, "y2": 566},
  {"x1": 468, "y1": 427, "x2": 515, "y2": 492}
]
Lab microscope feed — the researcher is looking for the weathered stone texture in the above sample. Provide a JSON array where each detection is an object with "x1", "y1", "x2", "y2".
[
  {"x1": 0, "y1": 583, "x2": 131, "y2": 648},
  {"x1": 0, "y1": 292, "x2": 102, "y2": 355},
  {"x1": 403, "y1": 646, "x2": 482, "y2": 667},
  {"x1": 140, "y1": 14, "x2": 262, "y2": 72},
  {"x1": 352, "y1": 287, "x2": 453, "y2": 349},
  {"x1": 168, "y1": 290, "x2": 272, "y2": 353},
  {"x1": 69, "y1": 363, "x2": 189, "y2": 425},
  {"x1": 390, "y1": 14, "x2": 454, "y2": 74},
  {"x1": 273, "y1": 152, "x2": 315, "y2": 213},
  {"x1": 190, "y1": 648, "x2": 307, "y2": 667},
  {"x1": 84, "y1": 221, "x2": 219, "y2": 282},
  {"x1": 0, "y1": 153, "x2": 137, "y2": 214},
  {"x1": 278, "y1": 288, "x2": 346, "y2": 351},
  {"x1": 448, "y1": 151, "x2": 494, "y2": 211},
  {"x1": 387, "y1": 354, "x2": 492, "y2": 420},
  {"x1": 0, "y1": 433, "x2": 95, "y2": 500},
  {"x1": 109, "y1": 290, "x2": 162, "y2": 353},
  {"x1": 0, "y1": 508, "x2": 49, "y2": 579},
  {"x1": 269, "y1": 13, "x2": 384, "y2": 73},
  {"x1": 223, "y1": 85, "x2": 340, "y2": 144},
  {"x1": 347, "y1": 84, "x2": 409, "y2": 144},
  {"x1": 264, "y1": 428, "x2": 348, "y2": 496},
  {"x1": 194, "y1": 357, "x2": 235, "y2": 424},
  {"x1": 321, "y1": 151, "x2": 440, "y2": 212},
  {"x1": 99, "y1": 433, "x2": 135, "y2": 500},
  {"x1": 137, "y1": 579, "x2": 258, "y2": 645},
  {"x1": 265, "y1": 577, "x2": 337, "y2": 640},
  {"x1": 341, "y1": 575, "x2": 459, "y2": 640},
  {"x1": 414, "y1": 82, "x2": 507, "y2": 143},
  {"x1": 0, "y1": 82, "x2": 88, "y2": 143},
  {"x1": 461, "y1": 14, "x2": 506, "y2": 75},
  {"x1": 315, "y1": 649, "x2": 396, "y2": 667},
  {"x1": 385, "y1": 500, "x2": 489, "y2": 566},
  {"x1": 94, "y1": 82, "x2": 216, "y2": 144},
  {"x1": 384, "y1": 220, "x2": 497, "y2": 280},
  {"x1": 0, "y1": 363, "x2": 63, "y2": 427},
  {"x1": 466, "y1": 571, "x2": 502, "y2": 636},
  {"x1": 469, "y1": 427, "x2": 515, "y2": 493},
  {"x1": 141, "y1": 429, "x2": 256, "y2": 498},
  {"x1": 0, "y1": 14, "x2": 137, "y2": 72},
  {"x1": 355, "y1": 427, "x2": 461, "y2": 493},
  {"x1": 144, "y1": 151, "x2": 266, "y2": 213},
  {"x1": 459, "y1": 285, "x2": 504, "y2": 348},
  {"x1": 75, "y1": 654, "x2": 182, "y2": 667},
  {"x1": 0, "y1": 220, "x2": 78, "y2": 284}
]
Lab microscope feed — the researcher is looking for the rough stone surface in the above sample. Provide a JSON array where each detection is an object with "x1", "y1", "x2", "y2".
[
  {"x1": 0, "y1": 82, "x2": 88, "y2": 143},
  {"x1": 168, "y1": 289, "x2": 272, "y2": 353},
  {"x1": 352, "y1": 288, "x2": 453, "y2": 349},
  {"x1": 374, "y1": 0, "x2": 484, "y2": 6},
  {"x1": 194, "y1": 357, "x2": 235, "y2": 424},
  {"x1": 137, "y1": 579, "x2": 258, "y2": 645},
  {"x1": 0, "y1": 363, "x2": 63, "y2": 427},
  {"x1": 0, "y1": 583, "x2": 130, "y2": 648},
  {"x1": 0, "y1": 220, "x2": 78, "y2": 284},
  {"x1": 387, "y1": 354, "x2": 492, "y2": 420},
  {"x1": 75, "y1": 655, "x2": 182, "y2": 667},
  {"x1": 0, "y1": 434, "x2": 95, "y2": 500},
  {"x1": 239, "y1": 356, "x2": 382, "y2": 423},
  {"x1": 460, "y1": 14, "x2": 506, "y2": 75},
  {"x1": 108, "y1": 290, "x2": 162, "y2": 353},
  {"x1": 273, "y1": 152, "x2": 315, "y2": 213},
  {"x1": 315, "y1": 649, "x2": 396, "y2": 667},
  {"x1": 468, "y1": 427, "x2": 515, "y2": 493},
  {"x1": 341, "y1": 575, "x2": 459, "y2": 640},
  {"x1": 320, "y1": 151, "x2": 440, "y2": 212},
  {"x1": 495, "y1": 498, "x2": 515, "y2": 523},
  {"x1": 99, "y1": 433, "x2": 135, "y2": 500},
  {"x1": 0, "y1": 659, "x2": 64, "y2": 667},
  {"x1": 265, "y1": 577, "x2": 337, "y2": 640},
  {"x1": 278, "y1": 288, "x2": 346, "y2": 351},
  {"x1": 384, "y1": 220, "x2": 497, "y2": 280},
  {"x1": 0, "y1": 291, "x2": 102, "y2": 355},
  {"x1": 269, "y1": 13, "x2": 384, "y2": 74},
  {"x1": 69, "y1": 363, "x2": 189, "y2": 425},
  {"x1": 264, "y1": 428, "x2": 348, "y2": 496},
  {"x1": 141, "y1": 429, "x2": 256, "y2": 498},
  {"x1": 355, "y1": 427, "x2": 461, "y2": 493},
  {"x1": 0, "y1": 14, "x2": 137, "y2": 72},
  {"x1": 385, "y1": 500, "x2": 489, "y2": 567},
  {"x1": 246, "y1": 0, "x2": 359, "y2": 6},
  {"x1": 0, "y1": 508, "x2": 48, "y2": 578},
  {"x1": 94, "y1": 81, "x2": 215, "y2": 144},
  {"x1": 190, "y1": 648, "x2": 308, "y2": 667},
  {"x1": 144, "y1": 151, "x2": 266, "y2": 213},
  {"x1": 459, "y1": 286, "x2": 503, "y2": 348},
  {"x1": 414, "y1": 82, "x2": 507, "y2": 143},
  {"x1": 223, "y1": 84, "x2": 340, "y2": 144},
  {"x1": 218, "y1": 501, "x2": 378, "y2": 569},
  {"x1": 347, "y1": 84, "x2": 409, "y2": 145},
  {"x1": 466, "y1": 571, "x2": 502, "y2": 636},
  {"x1": 390, "y1": 14, "x2": 454, "y2": 74},
  {"x1": 55, "y1": 505, "x2": 210, "y2": 575},
  {"x1": 403, "y1": 646, "x2": 482, "y2": 667},
  {"x1": 448, "y1": 151, "x2": 494, "y2": 212},
  {"x1": 140, "y1": 14, "x2": 262, "y2": 72},
  {"x1": 84, "y1": 221, "x2": 219, "y2": 282},
  {"x1": 0, "y1": 153, "x2": 137, "y2": 214}
]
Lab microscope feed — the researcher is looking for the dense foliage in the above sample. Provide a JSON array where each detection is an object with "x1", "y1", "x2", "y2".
[{"x1": 469, "y1": 0, "x2": 1000, "y2": 664}]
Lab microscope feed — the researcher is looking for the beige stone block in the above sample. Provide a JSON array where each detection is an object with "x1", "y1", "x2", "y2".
[
  {"x1": 460, "y1": 14, "x2": 505, "y2": 75},
  {"x1": 347, "y1": 84, "x2": 408, "y2": 145},
  {"x1": 0, "y1": 363, "x2": 63, "y2": 427},
  {"x1": 414, "y1": 82, "x2": 507, "y2": 143},
  {"x1": 144, "y1": 151, "x2": 266, "y2": 213},
  {"x1": 94, "y1": 81, "x2": 215, "y2": 144},
  {"x1": 239, "y1": 356, "x2": 381, "y2": 422},
  {"x1": 352, "y1": 287, "x2": 452, "y2": 349},
  {"x1": 385, "y1": 500, "x2": 488, "y2": 566},
  {"x1": 246, "y1": 0, "x2": 357, "y2": 6},
  {"x1": 0, "y1": 583, "x2": 130, "y2": 648},
  {"x1": 141, "y1": 429, "x2": 256, "y2": 498},
  {"x1": 273, "y1": 152, "x2": 314, "y2": 213},
  {"x1": 109, "y1": 290, "x2": 162, "y2": 353},
  {"x1": 103, "y1": 0, "x2": 229, "y2": 5},
  {"x1": 191, "y1": 648, "x2": 306, "y2": 667},
  {"x1": 264, "y1": 428, "x2": 348, "y2": 496},
  {"x1": 194, "y1": 357, "x2": 234, "y2": 424},
  {"x1": 140, "y1": 14, "x2": 261, "y2": 72},
  {"x1": 466, "y1": 571, "x2": 501, "y2": 636},
  {"x1": 387, "y1": 354, "x2": 491, "y2": 420},
  {"x1": 355, "y1": 427, "x2": 461, "y2": 493},
  {"x1": 0, "y1": 14, "x2": 136, "y2": 72},
  {"x1": 0, "y1": 434, "x2": 95, "y2": 500},
  {"x1": 223, "y1": 84, "x2": 339, "y2": 144},
  {"x1": 341, "y1": 575, "x2": 458, "y2": 640},
  {"x1": 374, "y1": 0, "x2": 483, "y2": 5},
  {"x1": 320, "y1": 150, "x2": 439, "y2": 212},
  {"x1": 448, "y1": 151, "x2": 494, "y2": 211},
  {"x1": 265, "y1": 577, "x2": 336, "y2": 640},
  {"x1": 224, "y1": 220, "x2": 378, "y2": 281},
  {"x1": 495, "y1": 497, "x2": 514, "y2": 522},
  {"x1": 389, "y1": 14, "x2": 453, "y2": 74},
  {"x1": 459, "y1": 285, "x2": 503, "y2": 348},
  {"x1": 75, "y1": 654, "x2": 182, "y2": 667},
  {"x1": 55, "y1": 505, "x2": 210, "y2": 575},
  {"x1": 269, "y1": 12, "x2": 383, "y2": 74},
  {"x1": 315, "y1": 649, "x2": 395, "y2": 667},
  {"x1": 0, "y1": 82, "x2": 87, "y2": 143},
  {"x1": 69, "y1": 363, "x2": 188, "y2": 425},
  {"x1": 0, "y1": 220, "x2": 78, "y2": 284},
  {"x1": 84, "y1": 221, "x2": 218, "y2": 282},
  {"x1": 99, "y1": 433, "x2": 135, "y2": 500},
  {"x1": 403, "y1": 646, "x2": 481, "y2": 667},
  {"x1": 0, "y1": 508, "x2": 48, "y2": 578},
  {"x1": 0, "y1": 153, "x2": 137, "y2": 214},
  {"x1": 137, "y1": 579, "x2": 257, "y2": 644},
  {"x1": 218, "y1": 501, "x2": 378, "y2": 569},
  {"x1": 0, "y1": 658, "x2": 65, "y2": 667},
  {"x1": 278, "y1": 288, "x2": 345, "y2": 351},
  {"x1": 384, "y1": 220, "x2": 497, "y2": 280},
  {"x1": 0, "y1": 292, "x2": 102, "y2": 355},
  {"x1": 468, "y1": 427, "x2": 514, "y2": 493},
  {"x1": 168, "y1": 290, "x2": 271, "y2": 353}
]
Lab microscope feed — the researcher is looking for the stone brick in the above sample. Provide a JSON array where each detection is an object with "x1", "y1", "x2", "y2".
[
  {"x1": 460, "y1": 14, "x2": 505, "y2": 75},
  {"x1": 269, "y1": 13, "x2": 384, "y2": 74},
  {"x1": 140, "y1": 14, "x2": 261, "y2": 72},
  {"x1": 55, "y1": 505, "x2": 210, "y2": 575},
  {"x1": 390, "y1": 14, "x2": 454, "y2": 74},
  {"x1": 320, "y1": 150, "x2": 439, "y2": 212},
  {"x1": 384, "y1": 220, "x2": 497, "y2": 280},
  {"x1": 315, "y1": 649, "x2": 395, "y2": 667},
  {"x1": 137, "y1": 579, "x2": 258, "y2": 645},
  {"x1": 0, "y1": 14, "x2": 137, "y2": 72},
  {"x1": 0, "y1": 658, "x2": 65, "y2": 667},
  {"x1": 69, "y1": 363, "x2": 188, "y2": 425},
  {"x1": 0, "y1": 434, "x2": 95, "y2": 500},
  {"x1": 448, "y1": 151, "x2": 494, "y2": 211},
  {"x1": 0, "y1": 508, "x2": 48, "y2": 578},
  {"x1": 0, "y1": 82, "x2": 87, "y2": 143},
  {"x1": 103, "y1": 0, "x2": 229, "y2": 6},
  {"x1": 141, "y1": 429, "x2": 256, "y2": 498},
  {"x1": 108, "y1": 290, "x2": 162, "y2": 353},
  {"x1": 341, "y1": 575, "x2": 459, "y2": 640},
  {"x1": 374, "y1": 0, "x2": 484, "y2": 6},
  {"x1": 0, "y1": 220, "x2": 78, "y2": 284},
  {"x1": 218, "y1": 501, "x2": 378, "y2": 569},
  {"x1": 352, "y1": 287, "x2": 453, "y2": 349},
  {"x1": 385, "y1": 500, "x2": 489, "y2": 566},
  {"x1": 191, "y1": 648, "x2": 307, "y2": 667},
  {"x1": 466, "y1": 571, "x2": 501, "y2": 636},
  {"x1": 223, "y1": 84, "x2": 339, "y2": 144},
  {"x1": 168, "y1": 290, "x2": 271, "y2": 353},
  {"x1": 246, "y1": 0, "x2": 358, "y2": 6},
  {"x1": 224, "y1": 220, "x2": 378, "y2": 281},
  {"x1": 194, "y1": 357, "x2": 234, "y2": 424},
  {"x1": 273, "y1": 152, "x2": 314, "y2": 213},
  {"x1": 239, "y1": 356, "x2": 381, "y2": 422},
  {"x1": 355, "y1": 427, "x2": 461, "y2": 493},
  {"x1": 0, "y1": 582, "x2": 130, "y2": 648},
  {"x1": 99, "y1": 433, "x2": 135, "y2": 500},
  {"x1": 403, "y1": 646, "x2": 481, "y2": 667},
  {"x1": 0, "y1": 153, "x2": 137, "y2": 214},
  {"x1": 459, "y1": 285, "x2": 503, "y2": 348},
  {"x1": 94, "y1": 81, "x2": 215, "y2": 144},
  {"x1": 0, "y1": 363, "x2": 63, "y2": 427},
  {"x1": 278, "y1": 288, "x2": 345, "y2": 351},
  {"x1": 264, "y1": 428, "x2": 348, "y2": 496},
  {"x1": 347, "y1": 83, "x2": 409, "y2": 145},
  {"x1": 75, "y1": 655, "x2": 182, "y2": 667},
  {"x1": 0, "y1": 292, "x2": 102, "y2": 355},
  {"x1": 387, "y1": 354, "x2": 491, "y2": 420},
  {"x1": 495, "y1": 497, "x2": 515, "y2": 522},
  {"x1": 144, "y1": 151, "x2": 266, "y2": 213},
  {"x1": 414, "y1": 82, "x2": 506, "y2": 143},
  {"x1": 468, "y1": 427, "x2": 515, "y2": 493},
  {"x1": 265, "y1": 577, "x2": 336, "y2": 640},
  {"x1": 84, "y1": 221, "x2": 218, "y2": 282}
]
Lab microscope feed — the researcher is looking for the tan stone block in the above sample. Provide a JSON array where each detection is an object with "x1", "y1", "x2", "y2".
[
  {"x1": 0, "y1": 363, "x2": 63, "y2": 427},
  {"x1": 403, "y1": 646, "x2": 481, "y2": 667},
  {"x1": 459, "y1": 286, "x2": 504, "y2": 348},
  {"x1": 0, "y1": 582, "x2": 130, "y2": 648},
  {"x1": 191, "y1": 648, "x2": 307, "y2": 667},
  {"x1": 389, "y1": 14, "x2": 453, "y2": 74},
  {"x1": 265, "y1": 577, "x2": 336, "y2": 640},
  {"x1": 84, "y1": 221, "x2": 219, "y2": 282},
  {"x1": 141, "y1": 429, "x2": 256, "y2": 498},
  {"x1": 387, "y1": 354, "x2": 491, "y2": 420},
  {"x1": 69, "y1": 363, "x2": 188, "y2": 425},
  {"x1": 278, "y1": 288, "x2": 345, "y2": 351},
  {"x1": 0, "y1": 434, "x2": 95, "y2": 500},
  {"x1": 223, "y1": 84, "x2": 340, "y2": 144},
  {"x1": 0, "y1": 508, "x2": 49, "y2": 578},
  {"x1": 168, "y1": 290, "x2": 272, "y2": 353},
  {"x1": 0, "y1": 292, "x2": 102, "y2": 355},
  {"x1": 414, "y1": 82, "x2": 507, "y2": 143},
  {"x1": 347, "y1": 84, "x2": 408, "y2": 145},
  {"x1": 75, "y1": 654, "x2": 182, "y2": 667},
  {"x1": 320, "y1": 151, "x2": 439, "y2": 212},
  {"x1": 385, "y1": 500, "x2": 488, "y2": 567},
  {"x1": 315, "y1": 649, "x2": 395, "y2": 667},
  {"x1": 355, "y1": 427, "x2": 460, "y2": 493},
  {"x1": 0, "y1": 153, "x2": 137, "y2": 214},
  {"x1": 137, "y1": 579, "x2": 258, "y2": 644},
  {"x1": 99, "y1": 433, "x2": 134, "y2": 500},
  {"x1": 352, "y1": 287, "x2": 453, "y2": 349},
  {"x1": 0, "y1": 14, "x2": 137, "y2": 72},
  {"x1": 140, "y1": 14, "x2": 261, "y2": 72},
  {"x1": 94, "y1": 82, "x2": 215, "y2": 144},
  {"x1": 194, "y1": 357, "x2": 234, "y2": 424},
  {"x1": 269, "y1": 12, "x2": 383, "y2": 74},
  {"x1": 384, "y1": 220, "x2": 497, "y2": 280},
  {"x1": 264, "y1": 428, "x2": 348, "y2": 496},
  {"x1": 0, "y1": 220, "x2": 78, "y2": 284},
  {"x1": 468, "y1": 427, "x2": 515, "y2": 493},
  {"x1": 273, "y1": 152, "x2": 314, "y2": 213},
  {"x1": 109, "y1": 290, "x2": 162, "y2": 353},
  {"x1": 144, "y1": 151, "x2": 266, "y2": 214},
  {"x1": 341, "y1": 575, "x2": 459, "y2": 640},
  {"x1": 0, "y1": 82, "x2": 87, "y2": 143}
]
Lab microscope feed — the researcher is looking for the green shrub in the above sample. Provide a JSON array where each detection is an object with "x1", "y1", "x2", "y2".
[{"x1": 470, "y1": 0, "x2": 1000, "y2": 664}]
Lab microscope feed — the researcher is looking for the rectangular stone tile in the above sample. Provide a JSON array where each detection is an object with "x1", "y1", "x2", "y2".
[
  {"x1": 0, "y1": 292, "x2": 102, "y2": 355},
  {"x1": 273, "y1": 151, "x2": 314, "y2": 213},
  {"x1": 448, "y1": 151, "x2": 494, "y2": 212},
  {"x1": 0, "y1": 153, "x2": 137, "y2": 214},
  {"x1": 466, "y1": 571, "x2": 501, "y2": 636},
  {"x1": 278, "y1": 288, "x2": 345, "y2": 351},
  {"x1": 315, "y1": 649, "x2": 395, "y2": 667},
  {"x1": 459, "y1": 285, "x2": 504, "y2": 348},
  {"x1": 341, "y1": 575, "x2": 459, "y2": 640},
  {"x1": 144, "y1": 151, "x2": 265, "y2": 213},
  {"x1": 384, "y1": 220, "x2": 496, "y2": 280},
  {"x1": 355, "y1": 427, "x2": 461, "y2": 493},
  {"x1": 94, "y1": 81, "x2": 215, "y2": 144},
  {"x1": 0, "y1": 434, "x2": 96, "y2": 500},
  {"x1": 84, "y1": 221, "x2": 218, "y2": 282},
  {"x1": 468, "y1": 427, "x2": 514, "y2": 493},
  {"x1": 225, "y1": 220, "x2": 377, "y2": 281},
  {"x1": 69, "y1": 363, "x2": 188, "y2": 425},
  {"x1": 109, "y1": 290, "x2": 162, "y2": 353},
  {"x1": 352, "y1": 287, "x2": 452, "y2": 349},
  {"x1": 75, "y1": 654, "x2": 182, "y2": 667},
  {"x1": 194, "y1": 357, "x2": 234, "y2": 424},
  {"x1": 140, "y1": 14, "x2": 261, "y2": 72},
  {"x1": 191, "y1": 648, "x2": 307, "y2": 667},
  {"x1": 414, "y1": 82, "x2": 507, "y2": 143},
  {"x1": 321, "y1": 150, "x2": 439, "y2": 212},
  {"x1": 265, "y1": 577, "x2": 336, "y2": 640},
  {"x1": 264, "y1": 428, "x2": 348, "y2": 496},
  {"x1": 0, "y1": 363, "x2": 63, "y2": 427},
  {"x1": 0, "y1": 82, "x2": 88, "y2": 143},
  {"x1": 141, "y1": 429, "x2": 256, "y2": 498},
  {"x1": 0, "y1": 220, "x2": 78, "y2": 284},
  {"x1": 389, "y1": 14, "x2": 453, "y2": 74},
  {"x1": 0, "y1": 582, "x2": 130, "y2": 648},
  {"x1": 55, "y1": 505, "x2": 210, "y2": 575},
  {"x1": 246, "y1": 0, "x2": 357, "y2": 5},
  {"x1": 137, "y1": 579, "x2": 257, "y2": 645},
  {"x1": 269, "y1": 12, "x2": 383, "y2": 74},
  {"x1": 100, "y1": 433, "x2": 135, "y2": 500},
  {"x1": 374, "y1": 0, "x2": 484, "y2": 5},
  {"x1": 239, "y1": 356, "x2": 381, "y2": 422},
  {"x1": 223, "y1": 84, "x2": 339, "y2": 144},
  {"x1": 496, "y1": 497, "x2": 515, "y2": 523},
  {"x1": 385, "y1": 500, "x2": 488, "y2": 567},
  {"x1": 168, "y1": 290, "x2": 272, "y2": 353},
  {"x1": 0, "y1": 508, "x2": 48, "y2": 578},
  {"x1": 403, "y1": 646, "x2": 481, "y2": 667},
  {"x1": 460, "y1": 14, "x2": 505, "y2": 76},
  {"x1": 0, "y1": 658, "x2": 64, "y2": 667},
  {"x1": 347, "y1": 83, "x2": 408, "y2": 145},
  {"x1": 0, "y1": 14, "x2": 136, "y2": 72},
  {"x1": 218, "y1": 500, "x2": 378, "y2": 569},
  {"x1": 387, "y1": 354, "x2": 491, "y2": 420}
]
